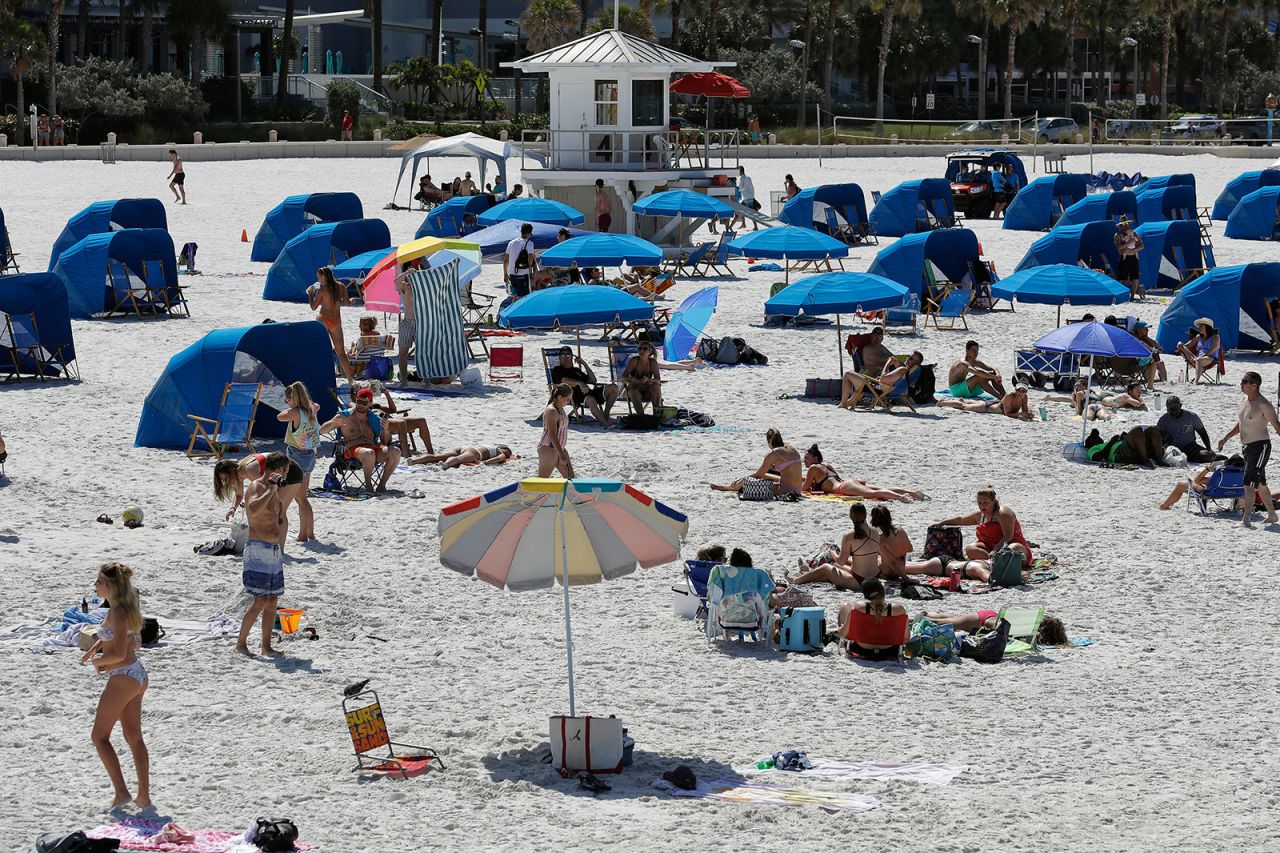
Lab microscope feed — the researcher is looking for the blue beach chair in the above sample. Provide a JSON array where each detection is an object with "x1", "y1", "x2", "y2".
[
  {"x1": 926, "y1": 288, "x2": 972, "y2": 331},
  {"x1": 185, "y1": 382, "x2": 263, "y2": 458},
  {"x1": 1188, "y1": 466, "x2": 1246, "y2": 516}
]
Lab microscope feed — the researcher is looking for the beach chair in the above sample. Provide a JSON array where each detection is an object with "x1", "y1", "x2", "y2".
[
  {"x1": 1, "y1": 311, "x2": 74, "y2": 382},
  {"x1": 185, "y1": 382, "x2": 262, "y2": 459},
  {"x1": 824, "y1": 207, "x2": 854, "y2": 243},
  {"x1": 704, "y1": 564, "x2": 773, "y2": 646},
  {"x1": 144, "y1": 258, "x2": 189, "y2": 317},
  {"x1": 350, "y1": 334, "x2": 396, "y2": 380},
  {"x1": 1266, "y1": 300, "x2": 1280, "y2": 353},
  {"x1": 841, "y1": 606, "x2": 908, "y2": 663},
  {"x1": 1, "y1": 226, "x2": 18, "y2": 273},
  {"x1": 997, "y1": 604, "x2": 1045, "y2": 655},
  {"x1": 325, "y1": 427, "x2": 389, "y2": 492},
  {"x1": 914, "y1": 200, "x2": 932, "y2": 232},
  {"x1": 487, "y1": 343, "x2": 524, "y2": 381},
  {"x1": 884, "y1": 291, "x2": 920, "y2": 334},
  {"x1": 343, "y1": 684, "x2": 443, "y2": 778},
  {"x1": 1183, "y1": 347, "x2": 1226, "y2": 384},
  {"x1": 663, "y1": 241, "x2": 711, "y2": 276},
  {"x1": 539, "y1": 347, "x2": 589, "y2": 419},
  {"x1": 1187, "y1": 465, "x2": 1247, "y2": 515},
  {"x1": 692, "y1": 234, "x2": 735, "y2": 277},
  {"x1": 925, "y1": 288, "x2": 972, "y2": 331},
  {"x1": 459, "y1": 280, "x2": 496, "y2": 359},
  {"x1": 852, "y1": 366, "x2": 919, "y2": 413},
  {"x1": 677, "y1": 559, "x2": 717, "y2": 622},
  {"x1": 107, "y1": 260, "x2": 154, "y2": 318}
]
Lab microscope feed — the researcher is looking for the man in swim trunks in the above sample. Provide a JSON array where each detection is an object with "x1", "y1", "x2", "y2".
[
  {"x1": 595, "y1": 178, "x2": 613, "y2": 232},
  {"x1": 1218, "y1": 371, "x2": 1280, "y2": 526},
  {"x1": 237, "y1": 455, "x2": 288, "y2": 656},
  {"x1": 319, "y1": 387, "x2": 401, "y2": 492},
  {"x1": 947, "y1": 340, "x2": 1007, "y2": 399},
  {"x1": 550, "y1": 345, "x2": 618, "y2": 427},
  {"x1": 166, "y1": 149, "x2": 186, "y2": 204}
]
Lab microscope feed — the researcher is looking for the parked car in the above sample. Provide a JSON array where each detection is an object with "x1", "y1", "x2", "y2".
[
  {"x1": 1166, "y1": 114, "x2": 1224, "y2": 140},
  {"x1": 1034, "y1": 117, "x2": 1080, "y2": 143},
  {"x1": 945, "y1": 120, "x2": 1009, "y2": 141}
]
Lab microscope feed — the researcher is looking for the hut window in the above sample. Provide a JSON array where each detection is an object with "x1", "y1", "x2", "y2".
[{"x1": 594, "y1": 80, "x2": 619, "y2": 125}]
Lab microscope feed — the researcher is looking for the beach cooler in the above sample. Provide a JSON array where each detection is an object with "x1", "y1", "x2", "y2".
[
  {"x1": 776, "y1": 607, "x2": 826, "y2": 653},
  {"x1": 550, "y1": 715, "x2": 625, "y2": 776}
]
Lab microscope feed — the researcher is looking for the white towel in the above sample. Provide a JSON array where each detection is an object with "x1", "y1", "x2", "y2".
[{"x1": 740, "y1": 758, "x2": 968, "y2": 785}]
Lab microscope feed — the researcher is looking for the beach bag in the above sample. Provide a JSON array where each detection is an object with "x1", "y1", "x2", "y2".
[
  {"x1": 773, "y1": 585, "x2": 817, "y2": 609},
  {"x1": 776, "y1": 607, "x2": 826, "y2": 653},
  {"x1": 922, "y1": 525, "x2": 963, "y2": 560},
  {"x1": 732, "y1": 337, "x2": 768, "y2": 365},
  {"x1": 141, "y1": 617, "x2": 164, "y2": 645},
  {"x1": 712, "y1": 336, "x2": 740, "y2": 365},
  {"x1": 909, "y1": 364, "x2": 936, "y2": 404},
  {"x1": 322, "y1": 464, "x2": 343, "y2": 492},
  {"x1": 805, "y1": 378, "x2": 841, "y2": 398},
  {"x1": 696, "y1": 337, "x2": 720, "y2": 361},
  {"x1": 906, "y1": 617, "x2": 958, "y2": 663},
  {"x1": 551, "y1": 715, "x2": 624, "y2": 776},
  {"x1": 77, "y1": 624, "x2": 102, "y2": 652},
  {"x1": 674, "y1": 407, "x2": 714, "y2": 428},
  {"x1": 959, "y1": 618, "x2": 1011, "y2": 664},
  {"x1": 988, "y1": 547, "x2": 1024, "y2": 586},
  {"x1": 799, "y1": 542, "x2": 840, "y2": 570},
  {"x1": 900, "y1": 579, "x2": 943, "y2": 600},
  {"x1": 248, "y1": 817, "x2": 299, "y2": 852},
  {"x1": 34, "y1": 831, "x2": 103, "y2": 853},
  {"x1": 363, "y1": 355, "x2": 392, "y2": 381},
  {"x1": 738, "y1": 477, "x2": 774, "y2": 501},
  {"x1": 618, "y1": 413, "x2": 662, "y2": 430}
]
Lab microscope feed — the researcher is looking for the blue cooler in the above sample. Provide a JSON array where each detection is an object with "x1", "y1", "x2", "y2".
[{"x1": 777, "y1": 607, "x2": 826, "y2": 653}]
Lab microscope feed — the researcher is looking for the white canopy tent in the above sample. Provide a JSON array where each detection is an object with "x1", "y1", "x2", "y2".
[{"x1": 392, "y1": 133, "x2": 547, "y2": 204}]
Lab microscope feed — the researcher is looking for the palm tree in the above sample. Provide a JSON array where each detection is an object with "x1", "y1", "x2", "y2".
[
  {"x1": 957, "y1": 0, "x2": 992, "y2": 118},
  {"x1": 588, "y1": 5, "x2": 656, "y2": 39},
  {"x1": 278, "y1": 0, "x2": 296, "y2": 109},
  {"x1": 871, "y1": 0, "x2": 922, "y2": 134},
  {"x1": 2, "y1": 16, "x2": 46, "y2": 146},
  {"x1": 372, "y1": 0, "x2": 383, "y2": 91},
  {"x1": 139, "y1": 0, "x2": 158, "y2": 72},
  {"x1": 46, "y1": 0, "x2": 66, "y2": 114},
  {"x1": 1058, "y1": 0, "x2": 1076, "y2": 116},
  {"x1": 1160, "y1": 0, "x2": 1174, "y2": 119},
  {"x1": 990, "y1": 0, "x2": 1043, "y2": 119},
  {"x1": 76, "y1": 0, "x2": 89, "y2": 61},
  {"x1": 523, "y1": 0, "x2": 580, "y2": 52},
  {"x1": 821, "y1": 0, "x2": 854, "y2": 111}
]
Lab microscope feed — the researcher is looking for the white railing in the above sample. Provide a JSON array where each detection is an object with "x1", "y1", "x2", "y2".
[{"x1": 519, "y1": 128, "x2": 740, "y2": 172}]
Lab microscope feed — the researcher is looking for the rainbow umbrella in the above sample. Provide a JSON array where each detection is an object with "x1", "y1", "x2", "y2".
[
  {"x1": 438, "y1": 477, "x2": 688, "y2": 716},
  {"x1": 360, "y1": 236, "x2": 482, "y2": 312}
]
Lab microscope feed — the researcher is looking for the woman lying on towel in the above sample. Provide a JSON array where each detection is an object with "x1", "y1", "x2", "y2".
[
  {"x1": 710, "y1": 428, "x2": 803, "y2": 497},
  {"x1": 925, "y1": 609, "x2": 1068, "y2": 645},
  {"x1": 802, "y1": 445, "x2": 926, "y2": 502},
  {"x1": 785, "y1": 504, "x2": 880, "y2": 590},
  {"x1": 837, "y1": 351, "x2": 924, "y2": 410},
  {"x1": 409, "y1": 444, "x2": 514, "y2": 468}
]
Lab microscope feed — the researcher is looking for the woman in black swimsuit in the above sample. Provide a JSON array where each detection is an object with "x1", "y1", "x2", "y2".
[
  {"x1": 785, "y1": 503, "x2": 881, "y2": 590},
  {"x1": 801, "y1": 444, "x2": 926, "y2": 502}
]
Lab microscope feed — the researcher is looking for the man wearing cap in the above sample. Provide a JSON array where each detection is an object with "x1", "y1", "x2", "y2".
[
  {"x1": 319, "y1": 388, "x2": 401, "y2": 492},
  {"x1": 1157, "y1": 396, "x2": 1219, "y2": 463},
  {"x1": 1218, "y1": 371, "x2": 1280, "y2": 526},
  {"x1": 550, "y1": 346, "x2": 618, "y2": 428},
  {"x1": 1133, "y1": 321, "x2": 1166, "y2": 388},
  {"x1": 460, "y1": 171, "x2": 476, "y2": 196}
]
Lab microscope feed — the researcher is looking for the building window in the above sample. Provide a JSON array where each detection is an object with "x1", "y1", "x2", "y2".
[
  {"x1": 594, "y1": 80, "x2": 618, "y2": 126},
  {"x1": 632, "y1": 79, "x2": 663, "y2": 127}
]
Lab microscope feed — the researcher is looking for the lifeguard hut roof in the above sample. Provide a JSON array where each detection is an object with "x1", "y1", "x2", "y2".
[{"x1": 504, "y1": 29, "x2": 731, "y2": 73}]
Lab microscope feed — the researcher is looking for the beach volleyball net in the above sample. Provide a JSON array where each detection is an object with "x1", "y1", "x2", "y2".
[{"x1": 827, "y1": 113, "x2": 1032, "y2": 146}]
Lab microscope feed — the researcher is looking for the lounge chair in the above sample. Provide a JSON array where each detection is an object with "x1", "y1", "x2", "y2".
[
  {"x1": 704, "y1": 564, "x2": 773, "y2": 646},
  {"x1": 108, "y1": 260, "x2": 156, "y2": 318},
  {"x1": 997, "y1": 604, "x2": 1045, "y2": 656},
  {"x1": 1187, "y1": 465, "x2": 1246, "y2": 516},
  {"x1": 634, "y1": 273, "x2": 677, "y2": 300},
  {"x1": 186, "y1": 382, "x2": 263, "y2": 459},
  {"x1": 691, "y1": 234, "x2": 735, "y2": 277},
  {"x1": 662, "y1": 241, "x2": 711, "y2": 276},
  {"x1": 925, "y1": 288, "x2": 972, "y2": 331},
  {"x1": 1, "y1": 310, "x2": 75, "y2": 382},
  {"x1": 841, "y1": 605, "x2": 908, "y2": 663},
  {"x1": 144, "y1": 259, "x2": 188, "y2": 317}
]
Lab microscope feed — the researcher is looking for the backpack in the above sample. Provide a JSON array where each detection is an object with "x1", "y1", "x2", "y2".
[
  {"x1": 712, "y1": 336, "x2": 740, "y2": 365},
  {"x1": 718, "y1": 592, "x2": 761, "y2": 628},
  {"x1": 909, "y1": 363, "x2": 936, "y2": 404},
  {"x1": 696, "y1": 337, "x2": 719, "y2": 361},
  {"x1": 988, "y1": 547, "x2": 1025, "y2": 586},
  {"x1": 733, "y1": 337, "x2": 768, "y2": 365},
  {"x1": 35, "y1": 832, "x2": 90, "y2": 853},
  {"x1": 249, "y1": 817, "x2": 299, "y2": 852},
  {"x1": 958, "y1": 617, "x2": 1011, "y2": 664}
]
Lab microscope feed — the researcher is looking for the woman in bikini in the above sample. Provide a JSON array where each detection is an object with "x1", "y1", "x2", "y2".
[
  {"x1": 538, "y1": 384, "x2": 575, "y2": 478},
  {"x1": 870, "y1": 505, "x2": 913, "y2": 579},
  {"x1": 838, "y1": 351, "x2": 924, "y2": 409},
  {"x1": 785, "y1": 503, "x2": 880, "y2": 589},
  {"x1": 214, "y1": 452, "x2": 304, "y2": 547},
  {"x1": 710, "y1": 428, "x2": 804, "y2": 497},
  {"x1": 308, "y1": 266, "x2": 353, "y2": 384},
  {"x1": 925, "y1": 610, "x2": 1067, "y2": 644},
  {"x1": 82, "y1": 562, "x2": 150, "y2": 810},
  {"x1": 411, "y1": 444, "x2": 514, "y2": 469},
  {"x1": 802, "y1": 444, "x2": 926, "y2": 502},
  {"x1": 837, "y1": 578, "x2": 908, "y2": 661},
  {"x1": 276, "y1": 381, "x2": 320, "y2": 543}
]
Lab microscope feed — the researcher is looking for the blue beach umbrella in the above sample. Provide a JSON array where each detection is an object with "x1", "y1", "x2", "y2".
[
  {"x1": 992, "y1": 264, "x2": 1130, "y2": 326},
  {"x1": 479, "y1": 197, "x2": 586, "y2": 226},
  {"x1": 664, "y1": 285, "x2": 719, "y2": 361},
  {"x1": 499, "y1": 285, "x2": 654, "y2": 330},
  {"x1": 729, "y1": 226, "x2": 850, "y2": 283},
  {"x1": 1034, "y1": 320, "x2": 1150, "y2": 445},
  {"x1": 765, "y1": 272, "x2": 908, "y2": 375},
  {"x1": 539, "y1": 233, "x2": 663, "y2": 268},
  {"x1": 633, "y1": 189, "x2": 734, "y2": 219}
]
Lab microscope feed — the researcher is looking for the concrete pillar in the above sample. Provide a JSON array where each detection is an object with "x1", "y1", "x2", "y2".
[
  {"x1": 308, "y1": 26, "x2": 324, "y2": 73},
  {"x1": 269, "y1": 129, "x2": 278, "y2": 142},
  {"x1": 0, "y1": 134, "x2": 7, "y2": 147},
  {"x1": 193, "y1": 131, "x2": 203, "y2": 144},
  {"x1": 107, "y1": 132, "x2": 117, "y2": 144},
  {"x1": 499, "y1": 130, "x2": 509, "y2": 141},
  {"x1": 373, "y1": 129, "x2": 382, "y2": 141},
  {"x1": 891, "y1": 133, "x2": 899, "y2": 144},
  {"x1": 1001, "y1": 133, "x2": 1010, "y2": 145}
]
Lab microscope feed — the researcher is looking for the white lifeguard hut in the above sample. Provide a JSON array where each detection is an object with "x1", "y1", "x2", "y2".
[{"x1": 504, "y1": 29, "x2": 744, "y2": 241}]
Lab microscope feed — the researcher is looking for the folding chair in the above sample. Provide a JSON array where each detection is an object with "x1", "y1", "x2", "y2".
[
  {"x1": 1266, "y1": 299, "x2": 1280, "y2": 353},
  {"x1": 459, "y1": 280, "x2": 497, "y2": 358},
  {"x1": 539, "y1": 347, "x2": 588, "y2": 420},
  {"x1": 2, "y1": 311, "x2": 72, "y2": 382},
  {"x1": 840, "y1": 605, "x2": 908, "y2": 663},
  {"x1": 884, "y1": 291, "x2": 920, "y2": 334},
  {"x1": 871, "y1": 190, "x2": 883, "y2": 205},
  {"x1": 608, "y1": 341, "x2": 640, "y2": 414},
  {"x1": 108, "y1": 260, "x2": 152, "y2": 318},
  {"x1": 325, "y1": 430, "x2": 388, "y2": 492},
  {"x1": 636, "y1": 274, "x2": 676, "y2": 300},
  {"x1": 1, "y1": 226, "x2": 19, "y2": 273},
  {"x1": 853, "y1": 366, "x2": 919, "y2": 413},
  {"x1": 925, "y1": 288, "x2": 972, "y2": 330},
  {"x1": 674, "y1": 559, "x2": 716, "y2": 622},
  {"x1": 997, "y1": 604, "x2": 1046, "y2": 656},
  {"x1": 185, "y1": 382, "x2": 263, "y2": 459},
  {"x1": 343, "y1": 685, "x2": 443, "y2": 778},
  {"x1": 692, "y1": 233, "x2": 734, "y2": 276},
  {"x1": 824, "y1": 207, "x2": 853, "y2": 243},
  {"x1": 914, "y1": 200, "x2": 932, "y2": 232},
  {"x1": 488, "y1": 343, "x2": 524, "y2": 381},
  {"x1": 350, "y1": 334, "x2": 396, "y2": 380},
  {"x1": 1187, "y1": 465, "x2": 1246, "y2": 516},
  {"x1": 847, "y1": 206, "x2": 879, "y2": 245},
  {"x1": 663, "y1": 241, "x2": 712, "y2": 276},
  {"x1": 704, "y1": 564, "x2": 774, "y2": 646},
  {"x1": 144, "y1": 258, "x2": 189, "y2": 317}
]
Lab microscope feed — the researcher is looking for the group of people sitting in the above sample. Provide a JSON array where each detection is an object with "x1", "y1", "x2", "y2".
[
  {"x1": 414, "y1": 173, "x2": 519, "y2": 209},
  {"x1": 1082, "y1": 394, "x2": 1223, "y2": 469}
]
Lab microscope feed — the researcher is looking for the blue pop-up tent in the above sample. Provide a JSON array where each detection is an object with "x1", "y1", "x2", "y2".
[
  {"x1": 779, "y1": 184, "x2": 871, "y2": 236},
  {"x1": 1212, "y1": 170, "x2": 1280, "y2": 220},
  {"x1": 459, "y1": 220, "x2": 592, "y2": 259},
  {"x1": 1003, "y1": 174, "x2": 1088, "y2": 231},
  {"x1": 1135, "y1": 184, "x2": 1197, "y2": 223},
  {"x1": 1155, "y1": 263, "x2": 1280, "y2": 352},
  {"x1": 1134, "y1": 220, "x2": 1205, "y2": 291},
  {"x1": 1015, "y1": 221, "x2": 1119, "y2": 274},
  {"x1": 0, "y1": 272, "x2": 77, "y2": 378},
  {"x1": 1055, "y1": 191, "x2": 1138, "y2": 229},
  {"x1": 0, "y1": 206, "x2": 10, "y2": 269},
  {"x1": 51, "y1": 229, "x2": 179, "y2": 318},
  {"x1": 868, "y1": 178, "x2": 955, "y2": 237},
  {"x1": 867, "y1": 228, "x2": 980, "y2": 297},
  {"x1": 1224, "y1": 185, "x2": 1280, "y2": 240},
  {"x1": 135, "y1": 321, "x2": 338, "y2": 449},
  {"x1": 251, "y1": 192, "x2": 364, "y2": 262},
  {"x1": 262, "y1": 219, "x2": 392, "y2": 302},
  {"x1": 415, "y1": 195, "x2": 494, "y2": 239},
  {"x1": 48, "y1": 199, "x2": 168, "y2": 271},
  {"x1": 1135, "y1": 174, "x2": 1195, "y2": 196}
]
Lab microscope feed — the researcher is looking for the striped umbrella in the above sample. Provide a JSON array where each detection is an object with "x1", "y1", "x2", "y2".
[
  {"x1": 407, "y1": 260, "x2": 469, "y2": 379},
  {"x1": 438, "y1": 477, "x2": 689, "y2": 716}
]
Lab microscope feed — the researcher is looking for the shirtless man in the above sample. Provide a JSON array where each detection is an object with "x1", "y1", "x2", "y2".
[
  {"x1": 459, "y1": 171, "x2": 477, "y2": 196},
  {"x1": 1217, "y1": 371, "x2": 1280, "y2": 526},
  {"x1": 947, "y1": 340, "x2": 1006, "y2": 400},
  {"x1": 237, "y1": 456, "x2": 288, "y2": 656},
  {"x1": 939, "y1": 384, "x2": 1034, "y2": 420},
  {"x1": 594, "y1": 178, "x2": 613, "y2": 233},
  {"x1": 166, "y1": 149, "x2": 186, "y2": 204},
  {"x1": 319, "y1": 387, "x2": 401, "y2": 492}
]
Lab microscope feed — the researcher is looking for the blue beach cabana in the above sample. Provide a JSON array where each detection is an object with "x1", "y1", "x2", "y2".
[
  {"x1": 868, "y1": 178, "x2": 955, "y2": 237},
  {"x1": 48, "y1": 199, "x2": 168, "y2": 271},
  {"x1": 415, "y1": 195, "x2": 494, "y2": 239},
  {"x1": 779, "y1": 184, "x2": 871, "y2": 236},
  {"x1": 1135, "y1": 184, "x2": 1197, "y2": 223},
  {"x1": 1134, "y1": 220, "x2": 1206, "y2": 291},
  {"x1": 1054, "y1": 190, "x2": 1138, "y2": 229},
  {"x1": 135, "y1": 321, "x2": 338, "y2": 450},
  {"x1": 51, "y1": 229, "x2": 179, "y2": 318},
  {"x1": 251, "y1": 192, "x2": 364, "y2": 262},
  {"x1": 1135, "y1": 174, "x2": 1195, "y2": 195},
  {"x1": 1224, "y1": 186, "x2": 1280, "y2": 240},
  {"x1": 1002, "y1": 174, "x2": 1088, "y2": 231},
  {"x1": 0, "y1": 272, "x2": 77, "y2": 379},
  {"x1": 1015, "y1": 222, "x2": 1119, "y2": 274},
  {"x1": 1211, "y1": 170, "x2": 1280, "y2": 220},
  {"x1": 867, "y1": 228, "x2": 980, "y2": 297},
  {"x1": 1155, "y1": 263, "x2": 1280, "y2": 352},
  {"x1": 262, "y1": 219, "x2": 392, "y2": 302},
  {"x1": 0, "y1": 206, "x2": 12, "y2": 270}
]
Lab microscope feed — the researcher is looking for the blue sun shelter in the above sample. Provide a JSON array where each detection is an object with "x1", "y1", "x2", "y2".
[
  {"x1": 1015, "y1": 221, "x2": 1119, "y2": 274},
  {"x1": 47, "y1": 199, "x2": 168, "y2": 271},
  {"x1": 1134, "y1": 220, "x2": 1206, "y2": 291},
  {"x1": 1224, "y1": 186, "x2": 1280, "y2": 240},
  {"x1": 0, "y1": 272, "x2": 77, "y2": 380},
  {"x1": 1135, "y1": 184, "x2": 1197, "y2": 223},
  {"x1": 1155, "y1": 263, "x2": 1280, "y2": 352},
  {"x1": 414, "y1": 195, "x2": 494, "y2": 239},
  {"x1": 867, "y1": 228, "x2": 980, "y2": 297},
  {"x1": 51, "y1": 229, "x2": 179, "y2": 318},
  {"x1": 135, "y1": 321, "x2": 338, "y2": 450},
  {"x1": 0, "y1": 206, "x2": 12, "y2": 271},
  {"x1": 1003, "y1": 174, "x2": 1088, "y2": 231},
  {"x1": 262, "y1": 219, "x2": 392, "y2": 302},
  {"x1": 1054, "y1": 190, "x2": 1138, "y2": 229},
  {"x1": 251, "y1": 192, "x2": 364, "y2": 262},
  {"x1": 1136, "y1": 173, "x2": 1195, "y2": 195},
  {"x1": 779, "y1": 183, "x2": 871, "y2": 239},
  {"x1": 1212, "y1": 170, "x2": 1280, "y2": 221},
  {"x1": 868, "y1": 178, "x2": 955, "y2": 237}
]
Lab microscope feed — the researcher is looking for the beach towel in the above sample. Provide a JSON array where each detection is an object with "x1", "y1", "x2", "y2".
[
  {"x1": 801, "y1": 492, "x2": 864, "y2": 504},
  {"x1": 87, "y1": 817, "x2": 317, "y2": 852},
  {"x1": 668, "y1": 778, "x2": 880, "y2": 814},
  {"x1": 741, "y1": 758, "x2": 968, "y2": 785},
  {"x1": 749, "y1": 263, "x2": 784, "y2": 271},
  {"x1": 936, "y1": 389, "x2": 996, "y2": 401},
  {"x1": 309, "y1": 487, "x2": 375, "y2": 501},
  {"x1": 408, "y1": 261, "x2": 469, "y2": 381}
]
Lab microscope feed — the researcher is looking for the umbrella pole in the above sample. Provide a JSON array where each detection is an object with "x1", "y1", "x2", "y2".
[
  {"x1": 1080, "y1": 361, "x2": 1093, "y2": 448},
  {"x1": 836, "y1": 314, "x2": 844, "y2": 376},
  {"x1": 576, "y1": 327, "x2": 582, "y2": 361},
  {"x1": 560, "y1": 506, "x2": 576, "y2": 718}
]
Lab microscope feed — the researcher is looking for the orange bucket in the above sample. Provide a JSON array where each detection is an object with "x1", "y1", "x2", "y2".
[{"x1": 276, "y1": 608, "x2": 305, "y2": 634}]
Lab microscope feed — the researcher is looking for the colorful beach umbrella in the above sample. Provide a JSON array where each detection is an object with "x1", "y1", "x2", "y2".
[
  {"x1": 538, "y1": 233, "x2": 663, "y2": 268},
  {"x1": 992, "y1": 264, "x2": 1130, "y2": 325},
  {"x1": 360, "y1": 237, "x2": 482, "y2": 312},
  {"x1": 1033, "y1": 320, "x2": 1150, "y2": 445},
  {"x1": 438, "y1": 477, "x2": 689, "y2": 715},
  {"x1": 478, "y1": 197, "x2": 586, "y2": 226},
  {"x1": 765, "y1": 272, "x2": 909, "y2": 375},
  {"x1": 664, "y1": 285, "x2": 719, "y2": 361},
  {"x1": 728, "y1": 227, "x2": 850, "y2": 283},
  {"x1": 498, "y1": 285, "x2": 653, "y2": 329}
]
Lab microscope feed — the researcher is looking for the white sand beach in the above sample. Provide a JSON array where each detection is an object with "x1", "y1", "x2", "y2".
[{"x1": 1, "y1": 151, "x2": 1278, "y2": 850}]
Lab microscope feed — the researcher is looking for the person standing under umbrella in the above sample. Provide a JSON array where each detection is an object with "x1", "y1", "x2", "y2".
[
  {"x1": 538, "y1": 385, "x2": 576, "y2": 478},
  {"x1": 504, "y1": 223, "x2": 537, "y2": 299}
]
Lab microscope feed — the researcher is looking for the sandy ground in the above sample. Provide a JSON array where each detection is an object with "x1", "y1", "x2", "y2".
[{"x1": 1, "y1": 151, "x2": 1279, "y2": 851}]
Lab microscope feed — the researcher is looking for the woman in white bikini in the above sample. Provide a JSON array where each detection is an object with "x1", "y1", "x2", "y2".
[
  {"x1": 538, "y1": 384, "x2": 575, "y2": 478},
  {"x1": 801, "y1": 444, "x2": 926, "y2": 502},
  {"x1": 785, "y1": 504, "x2": 881, "y2": 589},
  {"x1": 710, "y1": 428, "x2": 804, "y2": 497},
  {"x1": 276, "y1": 381, "x2": 320, "y2": 542},
  {"x1": 411, "y1": 444, "x2": 514, "y2": 468},
  {"x1": 82, "y1": 562, "x2": 150, "y2": 810}
]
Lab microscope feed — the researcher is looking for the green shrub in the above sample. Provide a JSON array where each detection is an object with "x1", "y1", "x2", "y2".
[{"x1": 325, "y1": 79, "x2": 361, "y2": 130}]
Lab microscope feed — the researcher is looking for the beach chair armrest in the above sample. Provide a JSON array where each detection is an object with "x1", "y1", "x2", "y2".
[{"x1": 186, "y1": 414, "x2": 218, "y2": 425}]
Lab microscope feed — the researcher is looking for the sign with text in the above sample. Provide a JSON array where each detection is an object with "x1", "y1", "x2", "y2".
[
  {"x1": 346, "y1": 702, "x2": 390, "y2": 753},
  {"x1": 925, "y1": 93, "x2": 936, "y2": 111}
]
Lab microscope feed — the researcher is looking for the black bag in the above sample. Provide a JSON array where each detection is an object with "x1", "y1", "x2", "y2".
[
  {"x1": 899, "y1": 579, "x2": 943, "y2": 600},
  {"x1": 695, "y1": 337, "x2": 719, "y2": 361},
  {"x1": 618, "y1": 413, "x2": 662, "y2": 430},
  {"x1": 36, "y1": 832, "x2": 90, "y2": 853},
  {"x1": 958, "y1": 617, "x2": 1011, "y2": 664},
  {"x1": 732, "y1": 337, "x2": 768, "y2": 365},
  {"x1": 712, "y1": 336, "x2": 740, "y2": 364},
  {"x1": 909, "y1": 363, "x2": 936, "y2": 404},
  {"x1": 141, "y1": 617, "x2": 164, "y2": 645},
  {"x1": 250, "y1": 817, "x2": 299, "y2": 852}
]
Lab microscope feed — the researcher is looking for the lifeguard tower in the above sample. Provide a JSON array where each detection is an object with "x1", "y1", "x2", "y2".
[{"x1": 505, "y1": 29, "x2": 744, "y2": 242}]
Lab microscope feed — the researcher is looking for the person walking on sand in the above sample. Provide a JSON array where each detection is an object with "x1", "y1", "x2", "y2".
[
  {"x1": 166, "y1": 149, "x2": 186, "y2": 204},
  {"x1": 538, "y1": 384, "x2": 576, "y2": 478},
  {"x1": 595, "y1": 178, "x2": 613, "y2": 232},
  {"x1": 308, "y1": 266, "x2": 353, "y2": 384},
  {"x1": 1218, "y1": 371, "x2": 1280, "y2": 527},
  {"x1": 82, "y1": 562, "x2": 150, "y2": 810},
  {"x1": 237, "y1": 457, "x2": 289, "y2": 656}
]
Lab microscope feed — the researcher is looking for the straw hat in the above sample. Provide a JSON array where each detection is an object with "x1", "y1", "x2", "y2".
[{"x1": 1193, "y1": 317, "x2": 1214, "y2": 330}]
